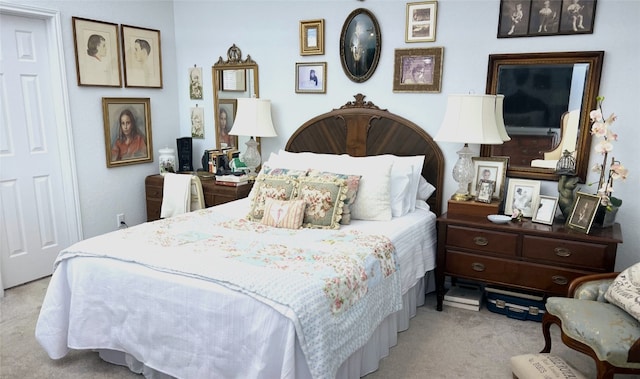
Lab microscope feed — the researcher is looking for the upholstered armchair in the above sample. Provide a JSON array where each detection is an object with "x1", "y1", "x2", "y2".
[{"x1": 541, "y1": 271, "x2": 640, "y2": 379}]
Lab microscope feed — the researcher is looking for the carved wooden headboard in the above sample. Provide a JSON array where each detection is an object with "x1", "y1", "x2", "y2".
[{"x1": 285, "y1": 94, "x2": 445, "y2": 216}]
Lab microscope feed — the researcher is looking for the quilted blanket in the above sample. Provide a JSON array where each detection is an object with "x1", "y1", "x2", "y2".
[{"x1": 55, "y1": 208, "x2": 402, "y2": 379}]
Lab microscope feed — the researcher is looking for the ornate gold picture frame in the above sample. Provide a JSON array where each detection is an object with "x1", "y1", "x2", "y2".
[
  {"x1": 393, "y1": 47, "x2": 443, "y2": 93},
  {"x1": 102, "y1": 97, "x2": 153, "y2": 167},
  {"x1": 300, "y1": 19, "x2": 324, "y2": 56}
]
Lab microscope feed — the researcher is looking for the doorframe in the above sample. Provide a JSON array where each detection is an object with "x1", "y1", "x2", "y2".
[{"x1": 1, "y1": 2, "x2": 82, "y2": 295}]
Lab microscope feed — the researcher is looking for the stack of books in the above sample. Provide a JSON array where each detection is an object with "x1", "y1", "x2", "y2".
[
  {"x1": 443, "y1": 284, "x2": 483, "y2": 311},
  {"x1": 215, "y1": 174, "x2": 250, "y2": 187}
]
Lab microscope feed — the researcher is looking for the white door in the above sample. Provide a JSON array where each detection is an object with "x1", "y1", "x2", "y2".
[{"x1": 0, "y1": 8, "x2": 80, "y2": 291}]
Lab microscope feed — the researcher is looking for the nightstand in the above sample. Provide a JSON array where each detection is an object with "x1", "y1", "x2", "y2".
[
  {"x1": 145, "y1": 174, "x2": 253, "y2": 222},
  {"x1": 435, "y1": 212, "x2": 622, "y2": 311}
]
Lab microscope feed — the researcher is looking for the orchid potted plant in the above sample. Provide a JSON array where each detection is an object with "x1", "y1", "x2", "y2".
[{"x1": 589, "y1": 96, "x2": 628, "y2": 225}]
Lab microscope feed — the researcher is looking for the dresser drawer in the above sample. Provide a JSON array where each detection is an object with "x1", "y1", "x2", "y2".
[
  {"x1": 446, "y1": 251, "x2": 591, "y2": 296},
  {"x1": 446, "y1": 225, "x2": 518, "y2": 257},
  {"x1": 522, "y1": 235, "x2": 609, "y2": 270}
]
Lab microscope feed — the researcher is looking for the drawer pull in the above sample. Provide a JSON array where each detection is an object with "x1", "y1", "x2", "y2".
[
  {"x1": 554, "y1": 247, "x2": 572, "y2": 257},
  {"x1": 473, "y1": 236, "x2": 489, "y2": 246},
  {"x1": 471, "y1": 262, "x2": 486, "y2": 272},
  {"x1": 552, "y1": 275, "x2": 568, "y2": 285}
]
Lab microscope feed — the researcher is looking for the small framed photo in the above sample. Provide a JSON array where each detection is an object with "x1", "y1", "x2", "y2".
[
  {"x1": 72, "y1": 17, "x2": 122, "y2": 87},
  {"x1": 300, "y1": 19, "x2": 324, "y2": 56},
  {"x1": 504, "y1": 178, "x2": 541, "y2": 218},
  {"x1": 405, "y1": 1, "x2": 438, "y2": 43},
  {"x1": 190, "y1": 106, "x2": 204, "y2": 139},
  {"x1": 102, "y1": 97, "x2": 153, "y2": 168},
  {"x1": 121, "y1": 24, "x2": 163, "y2": 88},
  {"x1": 216, "y1": 99, "x2": 238, "y2": 150},
  {"x1": 295, "y1": 62, "x2": 326, "y2": 94},
  {"x1": 566, "y1": 192, "x2": 601, "y2": 234},
  {"x1": 339, "y1": 8, "x2": 382, "y2": 83},
  {"x1": 498, "y1": 0, "x2": 596, "y2": 38},
  {"x1": 475, "y1": 180, "x2": 495, "y2": 203},
  {"x1": 470, "y1": 156, "x2": 509, "y2": 200},
  {"x1": 393, "y1": 47, "x2": 443, "y2": 93},
  {"x1": 558, "y1": 0, "x2": 596, "y2": 34},
  {"x1": 498, "y1": 0, "x2": 532, "y2": 37},
  {"x1": 189, "y1": 66, "x2": 203, "y2": 100},
  {"x1": 532, "y1": 195, "x2": 559, "y2": 225}
]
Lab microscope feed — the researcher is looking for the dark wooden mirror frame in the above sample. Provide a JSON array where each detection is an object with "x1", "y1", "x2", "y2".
[{"x1": 481, "y1": 51, "x2": 604, "y2": 182}]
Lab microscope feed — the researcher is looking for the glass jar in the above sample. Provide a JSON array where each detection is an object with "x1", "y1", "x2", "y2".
[{"x1": 158, "y1": 147, "x2": 176, "y2": 175}]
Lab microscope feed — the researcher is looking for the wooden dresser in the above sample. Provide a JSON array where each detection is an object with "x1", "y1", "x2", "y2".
[
  {"x1": 145, "y1": 174, "x2": 253, "y2": 222},
  {"x1": 435, "y1": 213, "x2": 622, "y2": 311},
  {"x1": 491, "y1": 134, "x2": 556, "y2": 166}
]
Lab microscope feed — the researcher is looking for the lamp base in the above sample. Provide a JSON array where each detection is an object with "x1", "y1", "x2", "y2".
[{"x1": 450, "y1": 192, "x2": 473, "y2": 202}]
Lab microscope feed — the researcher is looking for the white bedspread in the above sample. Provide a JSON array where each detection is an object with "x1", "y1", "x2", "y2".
[{"x1": 36, "y1": 199, "x2": 437, "y2": 379}]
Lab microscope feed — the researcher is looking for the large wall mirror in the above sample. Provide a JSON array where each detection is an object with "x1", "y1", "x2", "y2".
[
  {"x1": 212, "y1": 44, "x2": 260, "y2": 157},
  {"x1": 481, "y1": 51, "x2": 604, "y2": 182}
]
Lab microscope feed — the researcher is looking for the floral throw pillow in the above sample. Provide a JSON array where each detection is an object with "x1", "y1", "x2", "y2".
[
  {"x1": 294, "y1": 175, "x2": 348, "y2": 229},
  {"x1": 307, "y1": 170, "x2": 361, "y2": 225},
  {"x1": 246, "y1": 173, "x2": 298, "y2": 222},
  {"x1": 604, "y1": 262, "x2": 640, "y2": 322},
  {"x1": 261, "y1": 199, "x2": 306, "y2": 229}
]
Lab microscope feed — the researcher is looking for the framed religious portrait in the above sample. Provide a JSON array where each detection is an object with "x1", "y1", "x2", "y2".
[
  {"x1": 300, "y1": 19, "x2": 325, "y2": 55},
  {"x1": 339, "y1": 8, "x2": 381, "y2": 83},
  {"x1": 504, "y1": 178, "x2": 541, "y2": 218},
  {"x1": 190, "y1": 105, "x2": 204, "y2": 139},
  {"x1": 532, "y1": 195, "x2": 559, "y2": 225},
  {"x1": 72, "y1": 17, "x2": 122, "y2": 87},
  {"x1": 405, "y1": 1, "x2": 438, "y2": 42},
  {"x1": 469, "y1": 156, "x2": 509, "y2": 200},
  {"x1": 295, "y1": 62, "x2": 326, "y2": 94},
  {"x1": 216, "y1": 99, "x2": 238, "y2": 150},
  {"x1": 393, "y1": 47, "x2": 443, "y2": 93},
  {"x1": 102, "y1": 97, "x2": 153, "y2": 168},
  {"x1": 121, "y1": 24, "x2": 163, "y2": 88},
  {"x1": 566, "y1": 192, "x2": 600, "y2": 234}
]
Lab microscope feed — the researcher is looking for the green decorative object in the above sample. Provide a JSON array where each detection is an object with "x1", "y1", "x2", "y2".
[{"x1": 558, "y1": 175, "x2": 580, "y2": 220}]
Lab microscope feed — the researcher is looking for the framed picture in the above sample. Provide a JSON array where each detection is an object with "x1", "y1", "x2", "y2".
[
  {"x1": 191, "y1": 105, "x2": 204, "y2": 139},
  {"x1": 295, "y1": 62, "x2": 326, "y2": 94},
  {"x1": 504, "y1": 178, "x2": 541, "y2": 218},
  {"x1": 566, "y1": 192, "x2": 601, "y2": 234},
  {"x1": 300, "y1": 19, "x2": 324, "y2": 55},
  {"x1": 476, "y1": 180, "x2": 495, "y2": 203},
  {"x1": 102, "y1": 97, "x2": 153, "y2": 168},
  {"x1": 470, "y1": 156, "x2": 509, "y2": 200},
  {"x1": 71, "y1": 17, "x2": 122, "y2": 87},
  {"x1": 532, "y1": 195, "x2": 559, "y2": 225},
  {"x1": 220, "y1": 69, "x2": 246, "y2": 92},
  {"x1": 405, "y1": 1, "x2": 438, "y2": 42},
  {"x1": 339, "y1": 8, "x2": 382, "y2": 83},
  {"x1": 121, "y1": 24, "x2": 163, "y2": 88},
  {"x1": 498, "y1": 0, "x2": 596, "y2": 38},
  {"x1": 393, "y1": 47, "x2": 443, "y2": 93},
  {"x1": 216, "y1": 99, "x2": 238, "y2": 150},
  {"x1": 189, "y1": 66, "x2": 203, "y2": 100}
]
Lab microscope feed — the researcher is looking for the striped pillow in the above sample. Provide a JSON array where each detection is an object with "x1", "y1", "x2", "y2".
[{"x1": 261, "y1": 199, "x2": 306, "y2": 229}]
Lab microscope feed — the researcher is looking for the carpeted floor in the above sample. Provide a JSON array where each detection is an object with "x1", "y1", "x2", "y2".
[{"x1": 1, "y1": 276, "x2": 638, "y2": 379}]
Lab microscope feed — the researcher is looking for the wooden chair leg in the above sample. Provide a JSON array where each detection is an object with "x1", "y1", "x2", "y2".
[{"x1": 540, "y1": 312, "x2": 559, "y2": 353}]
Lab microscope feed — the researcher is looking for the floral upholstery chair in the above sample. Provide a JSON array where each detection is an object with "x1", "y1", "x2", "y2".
[{"x1": 541, "y1": 269, "x2": 640, "y2": 379}]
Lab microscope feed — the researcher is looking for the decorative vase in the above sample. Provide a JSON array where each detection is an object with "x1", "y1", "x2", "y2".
[
  {"x1": 592, "y1": 205, "x2": 619, "y2": 228},
  {"x1": 158, "y1": 147, "x2": 176, "y2": 175}
]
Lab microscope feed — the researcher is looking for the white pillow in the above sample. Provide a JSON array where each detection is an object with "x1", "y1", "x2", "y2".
[
  {"x1": 385, "y1": 155, "x2": 424, "y2": 216},
  {"x1": 417, "y1": 176, "x2": 437, "y2": 201}
]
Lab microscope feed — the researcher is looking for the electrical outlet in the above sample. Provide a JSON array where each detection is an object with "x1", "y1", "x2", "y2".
[{"x1": 117, "y1": 213, "x2": 125, "y2": 229}]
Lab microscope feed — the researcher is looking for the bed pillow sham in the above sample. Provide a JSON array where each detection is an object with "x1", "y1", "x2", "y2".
[
  {"x1": 246, "y1": 168, "x2": 304, "y2": 221},
  {"x1": 294, "y1": 175, "x2": 348, "y2": 229},
  {"x1": 307, "y1": 170, "x2": 361, "y2": 225},
  {"x1": 261, "y1": 199, "x2": 306, "y2": 229}
]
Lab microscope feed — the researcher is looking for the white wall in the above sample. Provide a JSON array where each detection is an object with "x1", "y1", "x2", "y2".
[{"x1": 5, "y1": 0, "x2": 638, "y2": 270}]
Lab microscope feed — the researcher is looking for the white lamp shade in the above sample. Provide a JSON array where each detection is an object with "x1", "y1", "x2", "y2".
[
  {"x1": 434, "y1": 94, "x2": 505, "y2": 145},
  {"x1": 495, "y1": 94, "x2": 511, "y2": 142},
  {"x1": 229, "y1": 98, "x2": 277, "y2": 137}
]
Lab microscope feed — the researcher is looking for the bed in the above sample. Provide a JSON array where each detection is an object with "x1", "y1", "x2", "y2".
[{"x1": 35, "y1": 94, "x2": 445, "y2": 379}]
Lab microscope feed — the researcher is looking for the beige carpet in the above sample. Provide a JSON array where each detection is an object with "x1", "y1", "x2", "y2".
[{"x1": 1, "y1": 276, "x2": 638, "y2": 379}]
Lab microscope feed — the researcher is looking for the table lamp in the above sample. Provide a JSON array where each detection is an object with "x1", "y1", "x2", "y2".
[
  {"x1": 229, "y1": 98, "x2": 277, "y2": 178},
  {"x1": 434, "y1": 94, "x2": 509, "y2": 201}
]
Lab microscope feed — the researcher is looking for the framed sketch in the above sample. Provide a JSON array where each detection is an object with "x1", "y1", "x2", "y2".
[
  {"x1": 504, "y1": 178, "x2": 541, "y2": 218},
  {"x1": 339, "y1": 8, "x2": 382, "y2": 83},
  {"x1": 121, "y1": 24, "x2": 163, "y2": 88},
  {"x1": 476, "y1": 180, "x2": 495, "y2": 203},
  {"x1": 470, "y1": 156, "x2": 509, "y2": 200},
  {"x1": 393, "y1": 47, "x2": 443, "y2": 93},
  {"x1": 102, "y1": 97, "x2": 153, "y2": 168},
  {"x1": 566, "y1": 192, "x2": 601, "y2": 234},
  {"x1": 216, "y1": 99, "x2": 238, "y2": 150},
  {"x1": 532, "y1": 195, "x2": 559, "y2": 225},
  {"x1": 498, "y1": 0, "x2": 596, "y2": 38},
  {"x1": 300, "y1": 19, "x2": 324, "y2": 55},
  {"x1": 405, "y1": 1, "x2": 438, "y2": 42},
  {"x1": 189, "y1": 66, "x2": 203, "y2": 100},
  {"x1": 220, "y1": 69, "x2": 246, "y2": 92},
  {"x1": 72, "y1": 17, "x2": 122, "y2": 87},
  {"x1": 295, "y1": 62, "x2": 326, "y2": 94},
  {"x1": 191, "y1": 106, "x2": 204, "y2": 139}
]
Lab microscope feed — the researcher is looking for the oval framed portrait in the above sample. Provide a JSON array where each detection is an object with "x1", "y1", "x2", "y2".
[{"x1": 339, "y1": 8, "x2": 381, "y2": 83}]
